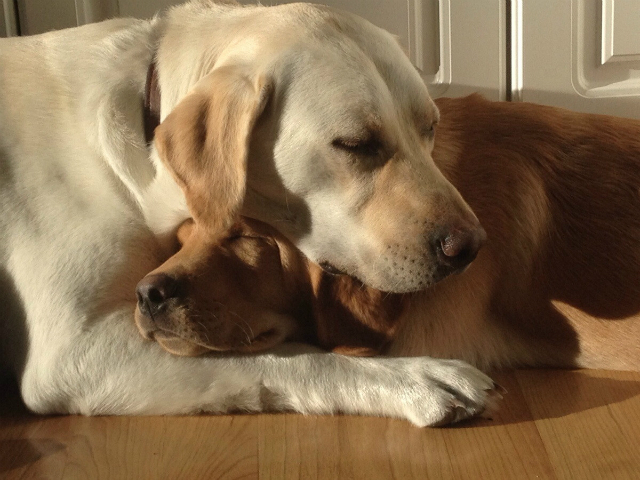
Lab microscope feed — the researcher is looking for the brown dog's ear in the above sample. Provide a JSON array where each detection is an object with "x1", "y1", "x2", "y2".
[
  {"x1": 176, "y1": 218, "x2": 196, "y2": 246},
  {"x1": 311, "y1": 271, "x2": 404, "y2": 356},
  {"x1": 155, "y1": 66, "x2": 271, "y2": 238}
]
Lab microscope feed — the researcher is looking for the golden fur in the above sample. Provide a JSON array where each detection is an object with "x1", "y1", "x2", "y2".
[
  {"x1": 155, "y1": 66, "x2": 271, "y2": 239},
  {"x1": 135, "y1": 218, "x2": 313, "y2": 355}
]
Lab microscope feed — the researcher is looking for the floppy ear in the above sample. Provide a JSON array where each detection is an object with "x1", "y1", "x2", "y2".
[
  {"x1": 312, "y1": 273, "x2": 404, "y2": 356},
  {"x1": 155, "y1": 66, "x2": 271, "y2": 237}
]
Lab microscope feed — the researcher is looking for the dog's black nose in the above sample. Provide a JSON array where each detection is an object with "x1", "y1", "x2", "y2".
[
  {"x1": 433, "y1": 225, "x2": 486, "y2": 274},
  {"x1": 136, "y1": 273, "x2": 178, "y2": 318}
]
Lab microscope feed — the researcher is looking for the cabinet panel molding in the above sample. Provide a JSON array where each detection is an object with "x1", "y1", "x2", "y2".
[
  {"x1": 2, "y1": 0, "x2": 18, "y2": 36},
  {"x1": 601, "y1": 0, "x2": 640, "y2": 64},
  {"x1": 75, "y1": 0, "x2": 119, "y2": 25},
  {"x1": 521, "y1": 0, "x2": 640, "y2": 119},
  {"x1": 572, "y1": 0, "x2": 640, "y2": 99}
]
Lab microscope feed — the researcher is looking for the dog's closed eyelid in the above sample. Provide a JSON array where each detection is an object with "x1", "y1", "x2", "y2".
[
  {"x1": 419, "y1": 122, "x2": 437, "y2": 138},
  {"x1": 331, "y1": 136, "x2": 383, "y2": 157}
]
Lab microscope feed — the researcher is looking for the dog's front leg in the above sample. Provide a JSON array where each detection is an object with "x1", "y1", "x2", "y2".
[
  {"x1": 254, "y1": 344, "x2": 502, "y2": 426},
  {"x1": 20, "y1": 320, "x2": 500, "y2": 427}
]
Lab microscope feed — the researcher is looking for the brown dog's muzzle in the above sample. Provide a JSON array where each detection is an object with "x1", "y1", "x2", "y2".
[
  {"x1": 135, "y1": 273, "x2": 212, "y2": 356},
  {"x1": 136, "y1": 273, "x2": 180, "y2": 333}
]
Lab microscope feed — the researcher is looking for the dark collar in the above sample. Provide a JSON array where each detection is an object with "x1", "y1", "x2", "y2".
[{"x1": 143, "y1": 59, "x2": 161, "y2": 144}]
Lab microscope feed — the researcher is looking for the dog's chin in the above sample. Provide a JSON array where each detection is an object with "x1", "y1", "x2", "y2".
[
  {"x1": 319, "y1": 261, "x2": 371, "y2": 290},
  {"x1": 152, "y1": 321, "x2": 290, "y2": 356},
  {"x1": 155, "y1": 332, "x2": 213, "y2": 357},
  {"x1": 134, "y1": 307, "x2": 213, "y2": 354},
  {"x1": 318, "y1": 257, "x2": 442, "y2": 294},
  {"x1": 134, "y1": 306, "x2": 159, "y2": 340}
]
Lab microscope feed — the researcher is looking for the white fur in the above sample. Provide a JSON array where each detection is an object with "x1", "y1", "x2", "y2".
[{"x1": 0, "y1": 1, "x2": 496, "y2": 426}]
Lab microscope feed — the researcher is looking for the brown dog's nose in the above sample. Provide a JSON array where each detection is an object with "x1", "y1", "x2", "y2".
[
  {"x1": 433, "y1": 225, "x2": 486, "y2": 274},
  {"x1": 136, "y1": 273, "x2": 179, "y2": 318}
]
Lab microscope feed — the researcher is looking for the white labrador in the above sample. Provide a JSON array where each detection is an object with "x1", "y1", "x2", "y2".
[{"x1": 0, "y1": 1, "x2": 498, "y2": 426}]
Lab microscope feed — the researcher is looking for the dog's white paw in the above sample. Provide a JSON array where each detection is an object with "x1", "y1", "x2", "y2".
[{"x1": 389, "y1": 358, "x2": 503, "y2": 427}]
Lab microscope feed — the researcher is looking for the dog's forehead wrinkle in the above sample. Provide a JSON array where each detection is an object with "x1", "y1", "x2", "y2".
[{"x1": 274, "y1": 31, "x2": 394, "y2": 102}]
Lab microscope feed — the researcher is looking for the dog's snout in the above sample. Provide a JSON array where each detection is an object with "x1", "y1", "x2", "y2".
[
  {"x1": 433, "y1": 225, "x2": 486, "y2": 273},
  {"x1": 136, "y1": 273, "x2": 179, "y2": 318}
]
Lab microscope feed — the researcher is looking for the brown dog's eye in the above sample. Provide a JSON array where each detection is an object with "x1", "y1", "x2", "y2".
[
  {"x1": 332, "y1": 137, "x2": 382, "y2": 157},
  {"x1": 421, "y1": 122, "x2": 436, "y2": 139},
  {"x1": 226, "y1": 233, "x2": 243, "y2": 242}
]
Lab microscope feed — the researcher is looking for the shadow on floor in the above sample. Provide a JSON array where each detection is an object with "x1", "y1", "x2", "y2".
[
  {"x1": 0, "y1": 379, "x2": 66, "y2": 474},
  {"x1": 457, "y1": 369, "x2": 640, "y2": 429}
]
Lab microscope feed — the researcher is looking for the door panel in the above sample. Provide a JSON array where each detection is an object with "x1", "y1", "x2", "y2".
[
  {"x1": 601, "y1": 0, "x2": 640, "y2": 64},
  {"x1": 1, "y1": 2, "x2": 6, "y2": 37},
  {"x1": 520, "y1": 0, "x2": 640, "y2": 119},
  {"x1": 118, "y1": 0, "x2": 178, "y2": 19},
  {"x1": 443, "y1": 0, "x2": 505, "y2": 99},
  {"x1": 75, "y1": 0, "x2": 118, "y2": 25},
  {"x1": 3, "y1": 0, "x2": 18, "y2": 36},
  {"x1": 16, "y1": 0, "x2": 77, "y2": 35}
]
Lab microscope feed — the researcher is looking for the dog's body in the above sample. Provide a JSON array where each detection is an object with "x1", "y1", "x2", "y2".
[
  {"x1": 0, "y1": 2, "x2": 498, "y2": 427},
  {"x1": 391, "y1": 96, "x2": 640, "y2": 371},
  {"x1": 136, "y1": 95, "x2": 640, "y2": 372}
]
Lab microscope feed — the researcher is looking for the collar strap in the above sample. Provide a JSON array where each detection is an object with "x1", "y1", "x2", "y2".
[{"x1": 143, "y1": 59, "x2": 161, "y2": 144}]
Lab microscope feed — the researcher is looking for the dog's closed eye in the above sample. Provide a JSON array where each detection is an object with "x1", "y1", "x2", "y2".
[
  {"x1": 332, "y1": 136, "x2": 383, "y2": 157},
  {"x1": 420, "y1": 122, "x2": 437, "y2": 140}
]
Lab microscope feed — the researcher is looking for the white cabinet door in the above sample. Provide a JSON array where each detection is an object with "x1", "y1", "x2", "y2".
[
  {"x1": 1, "y1": 3, "x2": 6, "y2": 37},
  {"x1": 117, "y1": 0, "x2": 179, "y2": 19},
  {"x1": 15, "y1": 0, "x2": 77, "y2": 34},
  {"x1": 437, "y1": 0, "x2": 506, "y2": 100},
  {"x1": 2, "y1": 1, "x2": 19, "y2": 37},
  {"x1": 13, "y1": 0, "x2": 121, "y2": 34},
  {"x1": 518, "y1": 0, "x2": 640, "y2": 119}
]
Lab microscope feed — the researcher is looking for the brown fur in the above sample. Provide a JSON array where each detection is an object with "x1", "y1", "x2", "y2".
[
  {"x1": 392, "y1": 95, "x2": 640, "y2": 370},
  {"x1": 310, "y1": 269, "x2": 404, "y2": 356},
  {"x1": 135, "y1": 218, "x2": 314, "y2": 355},
  {"x1": 138, "y1": 95, "x2": 640, "y2": 371}
]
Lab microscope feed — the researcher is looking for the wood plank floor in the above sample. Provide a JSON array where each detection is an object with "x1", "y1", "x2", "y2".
[{"x1": 1, "y1": 369, "x2": 639, "y2": 479}]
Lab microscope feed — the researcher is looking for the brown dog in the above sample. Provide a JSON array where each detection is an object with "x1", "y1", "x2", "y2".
[
  {"x1": 136, "y1": 95, "x2": 640, "y2": 371},
  {"x1": 135, "y1": 216, "x2": 396, "y2": 356}
]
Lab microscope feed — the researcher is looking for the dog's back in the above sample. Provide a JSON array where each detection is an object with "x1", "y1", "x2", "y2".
[
  {"x1": 390, "y1": 95, "x2": 640, "y2": 371},
  {"x1": 0, "y1": 19, "x2": 163, "y2": 378}
]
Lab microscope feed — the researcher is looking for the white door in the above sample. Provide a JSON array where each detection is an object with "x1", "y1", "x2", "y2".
[
  {"x1": 1, "y1": 3, "x2": 6, "y2": 37},
  {"x1": 14, "y1": 0, "x2": 77, "y2": 35},
  {"x1": 518, "y1": 0, "x2": 640, "y2": 119},
  {"x1": 1, "y1": 1, "x2": 18, "y2": 37}
]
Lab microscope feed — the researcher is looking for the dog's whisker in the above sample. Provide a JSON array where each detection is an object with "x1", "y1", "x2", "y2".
[{"x1": 227, "y1": 310, "x2": 254, "y2": 345}]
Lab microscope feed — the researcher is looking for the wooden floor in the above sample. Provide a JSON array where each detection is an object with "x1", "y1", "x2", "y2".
[{"x1": 1, "y1": 369, "x2": 639, "y2": 479}]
